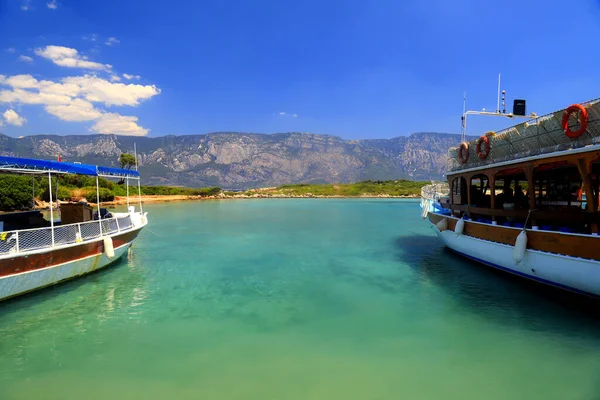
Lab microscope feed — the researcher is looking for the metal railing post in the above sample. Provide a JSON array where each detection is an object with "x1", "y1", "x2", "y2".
[
  {"x1": 96, "y1": 176, "x2": 102, "y2": 236},
  {"x1": 48, "y1": 172, "x2": 55, "y2": 247},
  {"x1": 137, "y1": 178, "x2": 143, "y2": 214},
  {"x1": 15, "y1": 231, "x2": 19, "y2": 253}
]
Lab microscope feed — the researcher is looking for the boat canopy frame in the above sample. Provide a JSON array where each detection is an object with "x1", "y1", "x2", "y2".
[
  {"x1": 0, "y1": 155, "x2": 143, "y2": 243},
  {"x1": 0, "y1": 155, "x2": 140, "y2": 179}
]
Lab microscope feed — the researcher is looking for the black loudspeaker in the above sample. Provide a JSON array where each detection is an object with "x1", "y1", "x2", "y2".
[{"x1": 513, "y1": 99, "x2": 526, "y2": 116}]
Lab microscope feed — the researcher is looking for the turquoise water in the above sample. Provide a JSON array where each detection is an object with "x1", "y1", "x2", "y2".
[{"x1": 1, "y1": 199, "x2": 600, "y2": 399}]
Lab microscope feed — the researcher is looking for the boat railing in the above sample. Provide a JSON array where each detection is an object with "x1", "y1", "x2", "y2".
[
  {"x1": 0, "y1": 214, "x2": 138, "y2": 257},
  {"x1": 448, "y1": 98, "x2": 600, "y2": 172},
  {"x1": 421, "y1": 182, "x2": 450, "y2": 202}
]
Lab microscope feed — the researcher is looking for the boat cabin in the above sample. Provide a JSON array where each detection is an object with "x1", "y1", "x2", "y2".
[
  {"x1": 443, "y1": 98, "x2": 600, "y2": 235},
  {"x1": 446, "y1": 150, "x2": 600, "y2": 234}
]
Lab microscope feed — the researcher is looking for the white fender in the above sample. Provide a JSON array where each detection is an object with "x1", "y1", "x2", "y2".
[
  {"x1": 455, "y1": 218, "x2": 465, "y2": 235},
  {"x1": 513, "y1": 230, "x2": 527, "y2": 263},
  {"x1": 421, "y1": 200, "x2": 430, "y2": 219},
  {"x1": 103, "y1": 236, "x2": 115, "y2": 258},
  {"x1": 436, "y1": 218, "x2": 448, "y2": 231}
]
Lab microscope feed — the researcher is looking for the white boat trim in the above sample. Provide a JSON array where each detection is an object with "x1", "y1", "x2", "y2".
[
  {"x1": 429, "y1": 221, "x2": 600, "y2": 297},
  {"x1": 0, "y1": 239, "x2": 134, "y2": 301}
]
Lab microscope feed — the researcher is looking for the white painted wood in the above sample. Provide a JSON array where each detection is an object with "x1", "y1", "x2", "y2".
[{"x1": 430, "y1": 221, "x2": 600, "y2": 297}]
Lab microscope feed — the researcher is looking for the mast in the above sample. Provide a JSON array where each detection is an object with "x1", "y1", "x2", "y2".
[
  {"x1": 461, "y1": 75, "x2": 537, "y2": 139},
  {"x1": 496, "y1": 73, "x2": 501, "y2": 114},
  {"x1": 461, "y1": 92, "x2": 467, "y2": 143}
]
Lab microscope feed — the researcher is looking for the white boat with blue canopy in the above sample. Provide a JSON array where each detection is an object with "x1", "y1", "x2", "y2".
[{"x1": 0, "y1": 155, "x2": 148, "y2": 301}]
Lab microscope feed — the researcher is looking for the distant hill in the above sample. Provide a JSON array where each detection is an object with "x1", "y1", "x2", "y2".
[{"x1": 0, "y1": 131, "x2": 465, "y2": 189}]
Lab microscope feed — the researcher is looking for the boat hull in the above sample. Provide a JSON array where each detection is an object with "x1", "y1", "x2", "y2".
[
  {"x1": 0, "y1": 228, "x2": 141, "y2": 301},
  {"x1": 428, "y1": 214, "x2": 600, "y2": 297}
]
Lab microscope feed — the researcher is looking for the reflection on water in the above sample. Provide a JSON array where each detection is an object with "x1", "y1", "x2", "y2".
[
  {"x1": 1, "y1": 199, "x2": 600, "y2": 400},
  {"x1": 395, "y1": 233, "x2": 600, "y2": 340},
  {"x1": 0, "y1": 248, "x2": 150, "y2": 378}
]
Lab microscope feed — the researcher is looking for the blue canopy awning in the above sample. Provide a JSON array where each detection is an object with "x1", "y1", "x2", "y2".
[
  {"x1": 97, "y1": 165, "x2": 140, "y2": 178},
  {"x1": 0, "y1": 155, "x2": 140, "y2": 178}
]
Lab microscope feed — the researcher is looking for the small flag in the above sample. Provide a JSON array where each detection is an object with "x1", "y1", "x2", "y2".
[{"x1": 58, "y1": 155, "x2": 62, "y2": 162}]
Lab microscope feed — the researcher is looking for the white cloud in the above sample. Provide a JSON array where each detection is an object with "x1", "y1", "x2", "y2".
[
  {"x1": 7, "y1": 48, "x2": 16, "y2": 54},
  {"x1": 21, "y1": 2, "x2": 30, "y2": 11},
  {"x1": 19, "y1": 55, "x2": 33, "y2": 62},
  {"x1": 92, "y1": 113, "x2": 148, "y2": 136},
  {"x1": 82, "y1": 34, "x2": 98, "y2": 42},
  {"x1": 0, "y1": 67, "x2": 159, "y2": 136},
  {"x1": 105, "y1": 37, "x2": 120, "y2": 46},
  {"x1": 45, "y1": 99, "x2": 102, "y2": 121},
  {"x1": 0, "y1": 89, "x2": 73, "y2": 106},
  {"x1": 0, "y1": 43, "x2": 159, "y2": 136},
  {"x1": 47, "y1": 0, "x2": 57, "y2": 9},
  {"x1": 3, "y1": 109, "x2": 26, "y2": 126},
  {"x1": 34, "y1": 45, "x2": 111, "y2": 71},
  {"x1": 277, "y1": 111, "x2": 298, "y2": 117},
  {"x1": 62, "y1": 75, "x2": 160, "y2": 106},
  {"x1": 0, "y1": 74, "x2": 160, "y2": 107},
  {"x1": 122, "y1": 73, "x2": 141, "y2": 80}
]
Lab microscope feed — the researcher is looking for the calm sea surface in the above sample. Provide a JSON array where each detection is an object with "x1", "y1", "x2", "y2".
[{"x1": 1, "y1": 199, "x2": 600, "y2": 399}]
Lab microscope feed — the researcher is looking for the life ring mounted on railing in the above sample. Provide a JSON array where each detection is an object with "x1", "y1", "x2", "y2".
[
  {"x1": 476, "y1": 135, "x2": 490, "y2": 160},
  {"x1": 562, "y1": 104, "x2": 588, "y2": 139},
  {"x1": 458, "y1": 142, "x2": 469, "y2": 164}
]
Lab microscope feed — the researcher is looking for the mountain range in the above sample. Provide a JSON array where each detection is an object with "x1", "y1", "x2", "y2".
[{"x1": 0, "y1": 132, "x2": 463, "y2": 189}]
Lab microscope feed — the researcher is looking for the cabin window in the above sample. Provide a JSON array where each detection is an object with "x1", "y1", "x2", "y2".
[
  {"x1": 494, "y1": 170, "x2": 528, "y2": 210},
  {"x1": 469, "y1": 174, "x2": 490, "y2": 208},
  {"x1": 451, "y1": 177, "x2": 467, "y2": 205},
  {"x1": 534, "y1": 162, "x2": 583, "y2": 209}
]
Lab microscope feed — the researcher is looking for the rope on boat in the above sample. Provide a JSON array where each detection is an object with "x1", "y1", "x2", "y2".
[
  {"x1": 523, "y1": 208, "x2": 537, "y2": 231},
  {"x1": 144, "y1": 226, "x2": 162, "y2": 237}
]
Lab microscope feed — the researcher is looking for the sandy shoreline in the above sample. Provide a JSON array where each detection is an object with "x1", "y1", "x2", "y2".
[
  {"x1": 100, "y1": 193, "x2": 420, "y2": 206},
  {"x1": 33, "y1": 193, "x2": 418, "y2": 210}
]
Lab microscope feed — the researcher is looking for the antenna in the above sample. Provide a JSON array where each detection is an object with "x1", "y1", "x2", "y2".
[
  {"x1": 502, "y1": 89, "x2": 506, "y2": 114},
  {"x1": 496, "y1": 73, "x2": 501, "y2": 114},
  {"x1": 461, "y1": 91, "x2": 467, "y2": 142}
]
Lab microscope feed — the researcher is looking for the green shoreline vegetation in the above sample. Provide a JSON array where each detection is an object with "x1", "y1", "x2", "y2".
[
  {"x1": 0, "y1": 174, "x2": 428, "y2": 211},
  {"x1": 229, "y1": 179, "x2": 428, "y2": 198}
]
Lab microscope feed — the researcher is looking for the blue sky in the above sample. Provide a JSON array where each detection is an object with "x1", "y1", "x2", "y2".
[{"x1": 0, "y1": 0, "x2": 599, "y2": 139}]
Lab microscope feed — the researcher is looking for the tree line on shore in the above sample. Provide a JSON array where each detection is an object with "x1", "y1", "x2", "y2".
[{"x1": 0, "y1": 174, "x2": 427, "y2": 211}]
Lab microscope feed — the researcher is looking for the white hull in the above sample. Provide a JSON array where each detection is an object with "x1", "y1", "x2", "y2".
[
  {"x1": 0, "y1": 240, "x2": 132, "y2": 301},
  {"x1": 430, "y1": 219, "x2": 600, "y2": 297}
]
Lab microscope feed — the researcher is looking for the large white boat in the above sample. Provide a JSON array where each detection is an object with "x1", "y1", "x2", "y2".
[
  {"x1": 0, "y1": 156, "x2": 147, "y2": 301},
  {"x1": 422, "y1": 97, "x2": 600, "y2": 297}
]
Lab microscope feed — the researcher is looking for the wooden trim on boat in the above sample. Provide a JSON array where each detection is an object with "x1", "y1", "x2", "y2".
[
  {"x1": 0, "y1": 229, "x2": 140, "y2": 278},
  {"x1": 428, "y1": 213, "x2": 600, "y2": 261}
]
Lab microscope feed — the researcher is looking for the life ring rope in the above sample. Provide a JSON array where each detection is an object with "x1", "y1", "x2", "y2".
[
  {"x1": 458, "y1": 142, "x2": 469, "y2": 164},
  {"x1": 476, "y1": 135, "x2": 490, "y2": 160},
  {"x1": 562, "y1": 104, "x2": 588, "y2": 139}
]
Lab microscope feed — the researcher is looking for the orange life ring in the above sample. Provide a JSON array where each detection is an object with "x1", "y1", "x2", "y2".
[
  {"x1": 476, "y1": 136, "x2": 490, "y2": 160},
  {"x1": 562, "y1": 104, "x2": 588, "y2": 139},
  {"x1": 458, "y1": 142, "x2": 469, "y2": 164}
]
